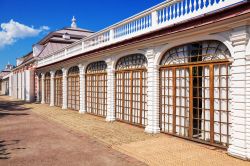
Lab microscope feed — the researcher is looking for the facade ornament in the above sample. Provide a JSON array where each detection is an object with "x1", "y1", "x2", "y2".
[{"x1": 71, "y1": 16, "x2": 77, "y2": 28}]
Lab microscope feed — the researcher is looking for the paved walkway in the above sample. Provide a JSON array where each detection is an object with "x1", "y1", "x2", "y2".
[
  {"x1": 0, "y1": 96, "x2": 144, "y2": 166},
  {"x1": 1, "y1": 96, "x2": 250, "y2": 166}
]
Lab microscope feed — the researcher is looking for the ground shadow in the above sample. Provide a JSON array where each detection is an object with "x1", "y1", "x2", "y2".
[
  {"x1": 0, "y1": 95, "x2": 31, "y2": 118},
  {"x1": 0, "y1": 139, "x2": 22, "y2": 160}
]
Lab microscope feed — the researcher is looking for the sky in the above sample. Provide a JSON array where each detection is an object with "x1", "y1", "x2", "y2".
[{"x1": 0, "y1": 0, "x2": 164, "y2": 70}]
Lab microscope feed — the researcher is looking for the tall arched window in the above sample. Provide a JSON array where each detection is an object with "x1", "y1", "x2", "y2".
[
  {"x1": 54, "y1": 70, "x2": 63, "y2": 107},
  {"x1": 86, "y1": 61, "x2": 107, "y2": 117},
  {"x1": 38, "y1": 73, "x2": 42, "y2": 102},
  {"x1": 44, "y1": 72, "x2": 51, "y2": 104},
  {"x1": 115, "y1": 54, "x2": 148, "y2": 127},
  {"x1": 159, "y1": 40, "x2": 231, "y2": 147},
  {"x1": 67, "y1": 66, "x2": 80, "y2": 110}
]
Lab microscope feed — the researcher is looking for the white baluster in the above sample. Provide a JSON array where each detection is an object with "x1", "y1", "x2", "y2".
[
  {"x1": 145, "y1": 16, "x2": 149, "y2": 28},
  {"x1": 159, "y1": 9, "x2": 162, "y2": 23},
  {"x1": 144, "y1": 17, "x2": 146, "y2": 29},
  {"x1": 149, "y1": 14, "x2": 152, "y2": 26},
  {"x1": 118, "y1": 28, "x2": 121, "y2": 38},
  {"x1": 180, "y1": 1, "x2": 183, "y2": 16},
  {"x1": 127, "y1": 24, "x2": 129, "y2": 34},
  {"x1": 169, "y1": 5, "x2": 172, "y2": 20},
  {"x1": 125, "y1": 24, "x2": 128, "y2": 35},
  {"x1": 137, "y1": 20, "x2": 140, "y2": 31},
  {"x1": 122, "y1": 26, "x2": 125, "y2": 36},
  {"x1": 165, "y1": 7, "x2": 168, "y2": 22},
  {"x1": 124, "y1": 25, "x2": 126, "y2": 35},
  {"x1": 128, "y1": 23, "x2": 130, "y2": 34},
  {"x1": 131, "y1": 22, "x2": 133, "y2": 33},
  {"x1": 176, "y1": 2, "x2": 179, "y2": 17},
  {"x1": 173, "y1": 4, "x2": 176, "y2": 19},
  {"x1": 140, "y1": 18, "x2": 142, "y2": 30},
  {"x1": 162, "y1": 8, "x2": 166, "y2": 22},
  {"x1": 197, "y1": 0, "x2": 200, "y2": 10},
  {"x1": 188, "y1": 0, "x2": 191, "y2": 13},
  {"x1": 184, "y1": 0, "x2": 187, "y2": 14},
  {"x1": 134, "y1": 21, "x2": 137, "y2": 32},
  {"x1": 130, "y1": 23, "x2": 132, "y2": 33},
  {"x1": 116, "y1": 29, "x2": 118, "y2": 38},
  {"x1": 194, "y1": 0, "x2": 197, "y2": 12}
]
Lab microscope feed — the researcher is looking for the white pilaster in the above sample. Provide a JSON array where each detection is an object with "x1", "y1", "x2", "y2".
[
  {"x1": 50, "y1": 71, "x2": 55, "y2": 107},
  {"x1": 62, "y1": 68, "x2": 68, "y2": 110},
  {"x1": 36, "y1": 73, "x2": 40, "y2": 102},
  {"x1": 145, "y1": 48, "x2": 160, "y2": 134},
  {"x1": 21, "y1": 70, "x2": 25, "y2": 100},
  {"x1": 106, "y1": 58, "x2": 116, "y2": 122},
  {"x1": 245, "y1": 27, "x2": 250, "y2": 160},
  {"x1": 41, "y1": 73, "x2": 45, "y2": 104},
  {"x1": 228, "y1": 26, "x2": 249, "y2": 159},
  {"x1": 9, "y1": 73, "x2": 12, "y2": 97},
  {"x1": 78, "y1": 64, "x2": 86, "y2": 114}
]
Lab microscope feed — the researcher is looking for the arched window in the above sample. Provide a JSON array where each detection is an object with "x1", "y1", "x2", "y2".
[
  {"x1": 54, "y1": 70, "x2": 63, "y2": 107},
  {"x1": 86, "y1": 61, "x2": 107, "y2": 117},
  {"x1": 55, "y1": 70, "x2": 63, "y2": 77},
  {"x1": 115, "y1": 54, "x2": 148, "y2": 127},
  {"x1": 67, "y1": 66, "x2": 80, "y2": 110},
  {"x1": 159, "y1": 40, "x2": 231, "y2": 147},
  {"x1": 116, "y1": 54, "x2": 147, "y2": 70},
  {"x1": 44, "y1": 72, "x2": 51, "y2": 104},
  {"x1": 68, "y1": 66, "x2": 79, "y2": 76},
  {"x1": 160, "y1": 40, "x2": 230, "y2": 65},
  {"x1": 86, "y1": 61, "x2": 107, "y2": 74},
  {"x1": 37, "y1": 73, "x2": 42, "y2": 102}
]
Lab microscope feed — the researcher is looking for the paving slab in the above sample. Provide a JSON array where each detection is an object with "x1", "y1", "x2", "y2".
[
  {"x1": 0, "y1": 96, "x2": 145, "y2": 166},
  {"x1": 1, "y1": 95, "x2": 250, "y2": 166}
]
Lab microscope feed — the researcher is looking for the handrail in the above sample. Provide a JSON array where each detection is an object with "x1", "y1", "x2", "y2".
[{"x1": 37, "y1": 0, "x2": 246, "y2": 67}]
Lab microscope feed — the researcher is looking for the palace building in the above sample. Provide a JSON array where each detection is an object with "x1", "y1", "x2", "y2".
[{"x1": 2, "y1": 0, "x2": 250, "y2": 160}]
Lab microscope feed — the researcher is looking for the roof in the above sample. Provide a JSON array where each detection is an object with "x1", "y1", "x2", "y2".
[
  {"x1": 15, "y1": 52, "x2": 34, "y2": 68},
  {"x1": 36, "y1": 27, "x2": 94, "y2": 45},
  {"x1": 0, "y1": 71, "x2": 10, "y2": 79},
  {"x1": 38, "y1": 42, "x2": 70, "y2": 58},
  {"x1": 14, "y1": 26, "x2": 94, "y2": 68}
]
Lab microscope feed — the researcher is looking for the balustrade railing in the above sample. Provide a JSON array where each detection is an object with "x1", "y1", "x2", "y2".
[{"x1": 38, "y1": 0, "x2": 246, "y2": 67}]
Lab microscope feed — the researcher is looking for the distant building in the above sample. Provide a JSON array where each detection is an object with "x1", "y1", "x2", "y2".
[
  {"x1": 0, "y1": 63, "x2": 15, "y2": 95},
  {"x1": 10, "y1": 18, "x2": 93, "y2": 102}
]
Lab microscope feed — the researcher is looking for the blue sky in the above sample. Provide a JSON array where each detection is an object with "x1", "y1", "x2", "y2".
[{"x1": 0, "y1": 0, "x2": 164, "y2": 70}]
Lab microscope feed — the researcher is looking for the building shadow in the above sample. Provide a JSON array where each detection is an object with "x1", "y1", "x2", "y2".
[
  {"x1": 0, "y1": 96, "x2": 31, "y2": 118},
  {"x1": 0, "y1": 139, "x2": 24, "y2": 160}
]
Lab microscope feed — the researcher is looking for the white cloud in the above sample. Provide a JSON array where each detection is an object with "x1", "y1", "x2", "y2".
[{"x1": 0, "y1": 19, "x2": 49, "y2": 48}]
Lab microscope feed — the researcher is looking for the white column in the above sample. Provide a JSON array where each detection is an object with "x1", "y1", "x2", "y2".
[
  {"x1": 145, "y1": 48, "x2": 160, "y2": 134},
  {"x1": 106, "y1": 58, "x2": 116, "y2": 122},
  {"x1": 79, "y1": 64, "x2": 86, "y2": 114},
  {"x1": 9, "y1": 73, "x2": 12, "y2": 97},
  {"x1": 244, "y1": 28, "x2": 250, "y2": 160},
  {"x1": 50, "y1": 71, "x2": 55, "y2": 107},
  {"x1": 228, "y1": 26, "x2": 249, "y2": 159},
  {"x1": 36, "y1": 73, "x2": 40, "y2": 102},
  {"x1": 22, "y1": 70, "x2": 25, "y2": 100},
  {"x1": 62, "y1": 68, "x2": 68, "y2": 110},
  {"x1": 246, "y1": 46, "x2": 250, "y2": 160},
  {"x1": 41, "y1": 73, "x2": 45, "y2": 104}
]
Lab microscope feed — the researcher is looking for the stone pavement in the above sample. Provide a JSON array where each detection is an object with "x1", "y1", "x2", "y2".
[
  {"x1": 0, "y1": 96, "x2": 145, "y2": 166},
  {"x1": 1, "y1": 95, "x2": 250, "y2": 166}
]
